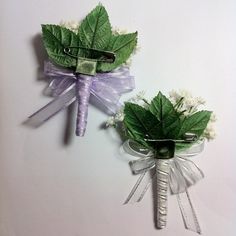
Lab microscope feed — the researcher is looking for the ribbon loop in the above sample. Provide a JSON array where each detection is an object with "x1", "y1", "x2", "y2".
[
  {"x1": 123, "y1": 139, "x2": 204, "y2": 234},
  {"x1": 130, "y1": 157, "x2": 155, "y2": 175},
  {"x1": 28, "y1": 61, "x2": 135, "y2": 136},
  {"x1": 169, "y1": 157, "x2": 204, "y2": 194}
]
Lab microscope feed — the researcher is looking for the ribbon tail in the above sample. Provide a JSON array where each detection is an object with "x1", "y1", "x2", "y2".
[
  {"x1": 76, "y1": 75, "x2": 92, "y2": 136},
  {"x1": 124, "y1": 170, "x2": 155, "y2": 204},
  {"x1": 27, "y1": 84, "x2": 76, "y2": 127},
  {"x1": 177, "y1": 190, "x2": 202, "y2": 234},
  {"x1": 90, "y1": 88, "x2": 121, "y2": 114}
]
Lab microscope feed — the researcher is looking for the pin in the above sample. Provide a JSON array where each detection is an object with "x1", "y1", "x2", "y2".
[
  {"x1": 144, "y1": 133, "x2": 198, "y2": 143},
  {"x1": 63, "y1": 46, "x2": 116, "y2": 76}
]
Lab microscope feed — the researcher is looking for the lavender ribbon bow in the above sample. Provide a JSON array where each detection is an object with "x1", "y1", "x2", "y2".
[
  {"x1": 28, "y1": 61, "x2": 135, "y2": 136},
  {"x1": 123, "y1": 139, "x2": 204, "y2": 234}
]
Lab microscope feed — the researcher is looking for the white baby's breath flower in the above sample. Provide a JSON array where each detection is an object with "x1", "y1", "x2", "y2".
[
  {"x1": 106, "y1": 116, "x2": 116, "y2": 127},
  {"x1": 210, "y1": 130, "x2": 216, "y2": 139},
  {"x1": 169, "y1": 90, "x2": 182, "y2": 103},
  {"x1": 124, "y1": 58, "x2": 132, "y2": 67},
  {"x1": 112, "y1": 27, "x2": 128, "y2": 35},
  {"x1": 134, "y1": 45, "x2": 141, "y2": 54},
  {"x1": 203, "y1": 124, "x2": 216, "y2": 140},
  {"x1": 179, "y1": 89, "x2": 192, "y2": 99},
  {"x1": 202, "y1": 113, "x2": 217, "y2": 140},
  {"x1": 196, "y1": 97, "x2": 206, "y2": 105},
  {"x1": 106, "y1": 108, "x2": 125, "y2": 127},
  {"x1": 128, "y1": 91, "x2": 146, "y2": 103},
  {"x1": 115, "y1": 110, "x2": 125, "y2": 122},
  {"x1": 169, "y1": 90, "x2": 206, "y2": 115},
  {"x1": 210, "y1": 113, "x2": 217, "y2": 122},
  {"x1": 169, "y1": 90, "x2": 178, "y2": 98},
  {"x1": 184, "y1": 98, "x2": 197, "y2": 109},
  {"x1": 136, "y1": 90, "x2": 145, "y2": 100},
  {"x1": 60, "y1": 20, "x2": 80, "y2": 33},
  {"x1": 169, "y1": 90, "x2": 216, "y2": 141}
]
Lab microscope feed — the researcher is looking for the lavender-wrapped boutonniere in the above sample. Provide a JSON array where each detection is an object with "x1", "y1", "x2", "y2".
[{"x1": 27, "y1": 4, "x2": 138, "y2": 137}]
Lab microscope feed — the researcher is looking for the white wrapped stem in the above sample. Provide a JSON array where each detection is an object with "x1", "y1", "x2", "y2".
[{"x1": 156, "y1": 159, "x2": 171, "y2": 228}]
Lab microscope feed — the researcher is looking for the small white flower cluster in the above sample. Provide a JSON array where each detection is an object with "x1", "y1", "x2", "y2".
[
  {"x1": 112, "y1": 27, "x2": 128, "y2": 35},
  {"x1": 127, "y1": 90, "x2": 146, "y2": 104},
  {"x1": 169, "y1": 89, "x2": 206, "y2": 116},
  {"x1": 60, "y1": 20, "x2": 80, "y2": 33},
  {"x1": 106, "y1": 109, "x2": 124, "y2": 127},
  {"x1": 169, "y1": 89, "x2": 216, "y2": 140},
  {"x1": 203, "y1": 113, "x2": 217, "y2": 140},
  {"x1": 106, "y1": 91, "x2": 146, "y2": 127}
]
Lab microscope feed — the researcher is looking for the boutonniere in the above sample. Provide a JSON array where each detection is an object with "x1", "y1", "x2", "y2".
[
  {"x1": 27, "y1": 4, "x2": 138, "y2": 136},
  {"x1": 107, "y1": 90, "x2": 216, "y2": 234}
]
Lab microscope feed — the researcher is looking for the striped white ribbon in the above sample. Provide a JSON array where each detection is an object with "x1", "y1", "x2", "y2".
[{"x1": 123, "y1": 139, "x2": 204, "y2": 234}]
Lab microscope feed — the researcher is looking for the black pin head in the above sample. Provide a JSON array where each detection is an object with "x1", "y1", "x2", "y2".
[{"x1": 155, "y1": 140, "x2": 175, "y2": 159}]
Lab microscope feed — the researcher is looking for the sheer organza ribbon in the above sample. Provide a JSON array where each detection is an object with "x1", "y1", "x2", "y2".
[
  {"x1": 123, "y1": 139, "x2": 204, "y2": 234},
  {"x1": 27, "y1": 61, "x2": 135, "y2": 136}
]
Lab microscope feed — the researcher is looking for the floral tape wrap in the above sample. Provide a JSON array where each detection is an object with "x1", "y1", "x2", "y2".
[
  {"x1": 27, "y1": 61, "x2": 135, "y2": 136},
  {"x1": 123, "y1": 139, "x2": 204, "y2": 234}
]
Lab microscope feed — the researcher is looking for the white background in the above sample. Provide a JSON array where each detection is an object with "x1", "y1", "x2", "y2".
[{"x1": 1, "y1": 0, "x2": 236, "y2": 235}]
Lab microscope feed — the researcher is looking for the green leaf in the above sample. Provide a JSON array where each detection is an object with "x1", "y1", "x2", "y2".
[
  {"x1": 78, "y1": 4, "x2": 112, "y2": 51},
  {"x1": 97, "y1": 32, "x2": 138, "y2": 72},
  {"x1": 124, "y1": 102, "x2": 162, "y2": 147},
  {"x1": 42, "y1": 4, "x2": 138, "y2": 72},
  {"x1": 149, "y1": 92, "x2": 180, "y2": 137},
  {"x1": 42, "y1": 24, "x2": 80, "y2": 67},
  {"x1": 178, "y1": 111, "x2": 212, "y2": 138}
]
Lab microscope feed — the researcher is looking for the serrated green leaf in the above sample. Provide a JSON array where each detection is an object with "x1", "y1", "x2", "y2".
[
  {"x1": 78, "y1": 4, "x2": 112, "y2": 51},
  {"x1": 42, "y1": 24, "x2": 80, "y2": 67},
  {"x1": 97, "y1": 32, "x2": 138, "y2": 72},
  {"x1": 42, "y1": 4, "x2": 138, "y2": 72},
  {"x1": 124, "y1": 102, "x2": 162, "y2": 147},
  {"x1": 178, "y1": 111, "x2": 212, "y2": 138},
  {"x1": 149, "y1": 92, "x2": 180, "y2": 138}
]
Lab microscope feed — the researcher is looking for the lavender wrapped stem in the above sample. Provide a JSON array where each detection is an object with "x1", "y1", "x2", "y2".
[
  {"x1": 27, "y1": 61, "x2": 135, "y2": 137},
  {"x1": 76, "y1": 75, "x2": 92, "y2": 136}
]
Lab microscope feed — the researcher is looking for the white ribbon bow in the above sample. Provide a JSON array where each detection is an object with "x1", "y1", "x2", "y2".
[{"x1": 123, "y1": 139, "x2": 205, "y2": 234}]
